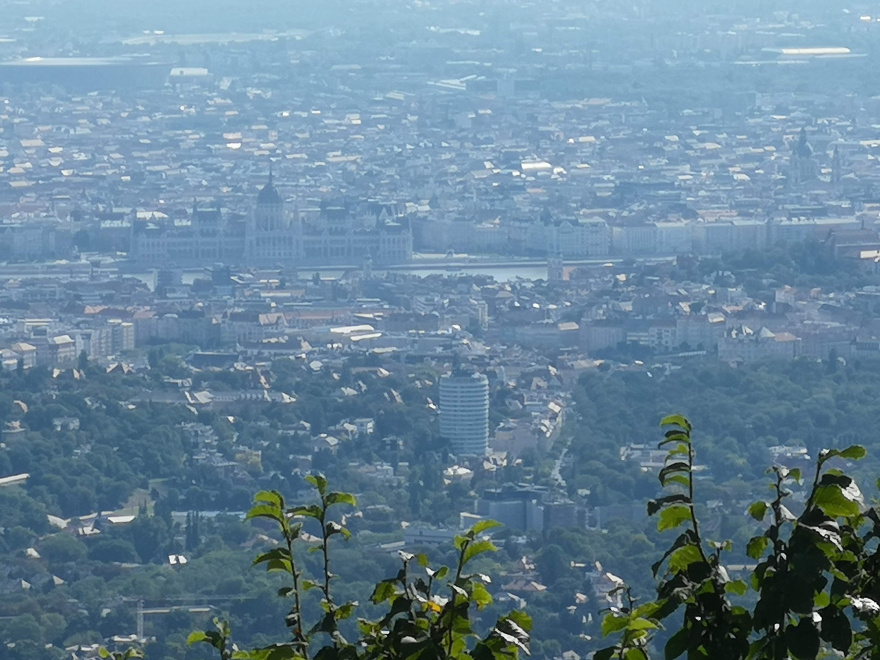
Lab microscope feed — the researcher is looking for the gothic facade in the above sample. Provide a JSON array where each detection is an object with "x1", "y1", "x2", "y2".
[{"x1": 131, "y1": 175, "x2": 413, "y2": 267}]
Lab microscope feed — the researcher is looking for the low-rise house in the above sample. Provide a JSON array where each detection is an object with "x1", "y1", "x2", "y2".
[{"x1": 10, "y1": 341, "x2": 37, "y2": 368}]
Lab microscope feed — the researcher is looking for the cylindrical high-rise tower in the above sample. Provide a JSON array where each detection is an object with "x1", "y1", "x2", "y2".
[{"x1": 440, "y1": 372, "x2": 489, "y2": 456}]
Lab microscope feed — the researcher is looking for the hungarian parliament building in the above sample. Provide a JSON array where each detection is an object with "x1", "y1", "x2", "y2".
[{"x1": 130, "y1": 175, "x2": 413, "y2": 267}]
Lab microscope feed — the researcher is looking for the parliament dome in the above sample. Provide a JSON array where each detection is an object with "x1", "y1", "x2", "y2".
[{"x1": 257, "y1": 172, "x2": 282, "y2": 205}]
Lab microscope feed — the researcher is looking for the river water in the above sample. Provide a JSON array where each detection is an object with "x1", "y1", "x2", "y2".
[{"x1": 131, "y1": 264, "x2": 554, "y2": 289}]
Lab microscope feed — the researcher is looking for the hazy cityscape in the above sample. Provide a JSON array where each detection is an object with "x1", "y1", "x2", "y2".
[{"x1": 2, "y1": 1, "x2": 880, "y2": 659}]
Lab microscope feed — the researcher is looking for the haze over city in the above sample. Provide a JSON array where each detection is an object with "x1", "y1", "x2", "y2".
[{"x1": 1, "y1": 1, "x2": 880, "y2": 659}]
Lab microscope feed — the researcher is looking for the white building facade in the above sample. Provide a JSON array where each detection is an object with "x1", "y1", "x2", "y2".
[{"x1": 439, "y1": 372, "x2": 490, "y2": 456}]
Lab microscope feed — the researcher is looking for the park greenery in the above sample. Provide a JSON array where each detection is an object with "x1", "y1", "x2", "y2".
[
  {"x1": 669, "y1": 241, "x2": 873, "y2": 298},
  {"x1": 7, "y1": 340, "x2": 880, "y2": 657}
]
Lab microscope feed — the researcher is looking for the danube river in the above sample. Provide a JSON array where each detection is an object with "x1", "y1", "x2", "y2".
[{"x1": 0, "y1": 255, "x2": 670, "y2": 290}]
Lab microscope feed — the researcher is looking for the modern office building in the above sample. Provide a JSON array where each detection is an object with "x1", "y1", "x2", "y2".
[{"x1": 439, "y1": 372, "x2": 490, "y2": 456}]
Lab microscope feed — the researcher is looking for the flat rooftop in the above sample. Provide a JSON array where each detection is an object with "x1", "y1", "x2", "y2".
[{"x1": 0, "y1": 56, "x2": 162, "y2": 67}]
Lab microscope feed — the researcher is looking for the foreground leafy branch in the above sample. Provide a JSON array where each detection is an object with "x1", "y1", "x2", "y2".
[
  {"x1": 598, "y1": 414, "x2": 880, "y2": 660},
  {"x1": 187, "y1": 474, "x2": 531, "y2": 660}
]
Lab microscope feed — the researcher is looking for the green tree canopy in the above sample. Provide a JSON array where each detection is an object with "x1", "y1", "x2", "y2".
[{"x1": 597, "y1": 414, "x2": 880, "y2": 660}]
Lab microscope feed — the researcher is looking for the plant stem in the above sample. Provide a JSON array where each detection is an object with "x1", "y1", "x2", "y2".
[
  {"x1": 447, "y1": 539, "x2": 468, "y2": 656},
  {"x1": 288, "y1": 534, "x2": 310, "y2": 659},
  {"x1": 804, "y1": 455, "x2": 824, "y2": 512},
  {"x1": 766, "y1": 471, "x2": 788, "y2": 652},
  {"x1": 686, "y1": 440, "x2": 710, "y2": 565}
]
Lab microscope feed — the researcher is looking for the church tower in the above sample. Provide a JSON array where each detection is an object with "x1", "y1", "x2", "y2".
[
  {"x1": 790, "y1": 128, "x2": 818, "y2": 187},
  {"x1": 547, "y1": 254, "x2": 564, "y2": 283},
  {"x1": 832, "y1": 145, "x2": 842, "y2": 188}
]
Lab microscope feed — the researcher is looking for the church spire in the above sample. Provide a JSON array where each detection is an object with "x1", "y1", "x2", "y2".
[
  {"x1": 257, "y1": 165, "x2": 281, "y2": 206},
  {"x1": 832, "y1": 145, "x2": 841, "y2": 188},
  {"x1": 795, "y1": 127, "x2": 813, "y2": 158}
]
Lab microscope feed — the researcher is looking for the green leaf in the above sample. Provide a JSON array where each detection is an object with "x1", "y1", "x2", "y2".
[
  {"x1": 665, "y1": 443, "x2": 690, "y2": 457},
  {"x1": 657, "y1": 505, "x2": 691, "y2": 532},
  {"x1": 253, "y1": 547, "x2": 292, "y2": 567},
  {"x1": 246, "y1": 504, "x2": 283, "y2": 523},
  {"x1": 658, "y1": 464, "x2": 691, "y2": 488},
  {"x1": 370, "y1": 580, "x2": 396, "y2": 603},
  {"x1": 470, "y1": 519, "x2": 503, "y2": 535},
  {"x1": 309, "y1": 612, "x2": 337, "y2": 636},
  {"x1": 601, "y1": 614, "x2": 629, "y2": 637},
  {"x1": 659, "y1": 434, "x2": 691, "y2": 449},
  {"x1": 187, "y1": 632, "x2": 209, "y2": 645},
  {"x1": 659, "y1": 414, "x2": 692, "y2": 431},
  {"x1": 495, "y1": 629, "x2": 529, "y2": 654},
  {"x1": 632, "y1": 602, "x2": 663, "y2": 619},
  {"x1": 471, "y1": 581, "x2": 493, "y2": 610},
  {"x1": 326, "y1": 492, "x2": 357, "y2": 507},
  {"x1": 326, "y1": 521, "x2": 351, "y2": 539},
  {"x1": 814, "y1": 485, "x2": 861, "y2": 518},
  {"x1": 623, "y1": 648, "x2": 648, "y2": 660},
  {"x1": 820, "y1": 606, "x2": 852, "y2": 652},
  {"x1": 99, "y1": 650, "x2": 111, "y2": 659},
  {"x1": 253, "y1": 549, "x2": 294, "y2": 574},
  {"x1": 667, "y1": 545, "x2": 702, "y2": 573},
  {"x1": 463, "y1": 539, "x2": 497, "y2": 565},
  {"x1": 494, "y1": 617, "x2": 530, "y2": 654},
  {"x1": 785, "y1": 617, "x2": 820, "y2": 660},
  {"x1": 628, "y1": 618, "x2": 659, "y2": 632},
  {"x1": 452, "y1": 614, "x2": 474, "y2": 639},
  {"x1": 651, "y1": 532, "x2": 690, "y2": 577},
  {"x1": 236, "y1": 643, "x2": 302, "y2": 660},
  {"x1": 725, "y1": 580, "x2": 748, "y2": 596},
  {"x1": 664, "y1": 474, "x2": 691, "y2": 488},
  {"x1": 665, "y1": 627, "x2": 689, "y2": 659},
  {"x1": 337, "y1": 602, "x2": 357, "y2": 620},
  {"x1": 306, "y1": 473, "x2": 328, "y2": 494},
  {"x1": 746, "y1": 536, "x2": 769, "y2": 560},
  {"x1": 648, "y1": 494, "x2": 689, "y2": 516},
  {"x1": 594, "y1": 649, "x2": 615, "y2": 660},
  {"x1": 838, "y1": 445, "x2": 867, "y2": 461},
  {"x1": 254, "y1": 491, "x2": 284, "y2": 507},
  {"x1": 289, "y1": 504, "x2": 322, "y2": 519},
  {"x1": 506, "y1": 610, "x2": 533, "y2": 633},
  {"x1": 264, "y1": 558, "x2": 294, "y2": 573},
  {"x1": 819, "y1": 449, "x2": 839, "y2": 462},
  {"x1": 427, "y1": 565, "x2": 449, "y2": 580},
  {"x1": 748, "y1": 501, "x2": 768, "y2": 521}
]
